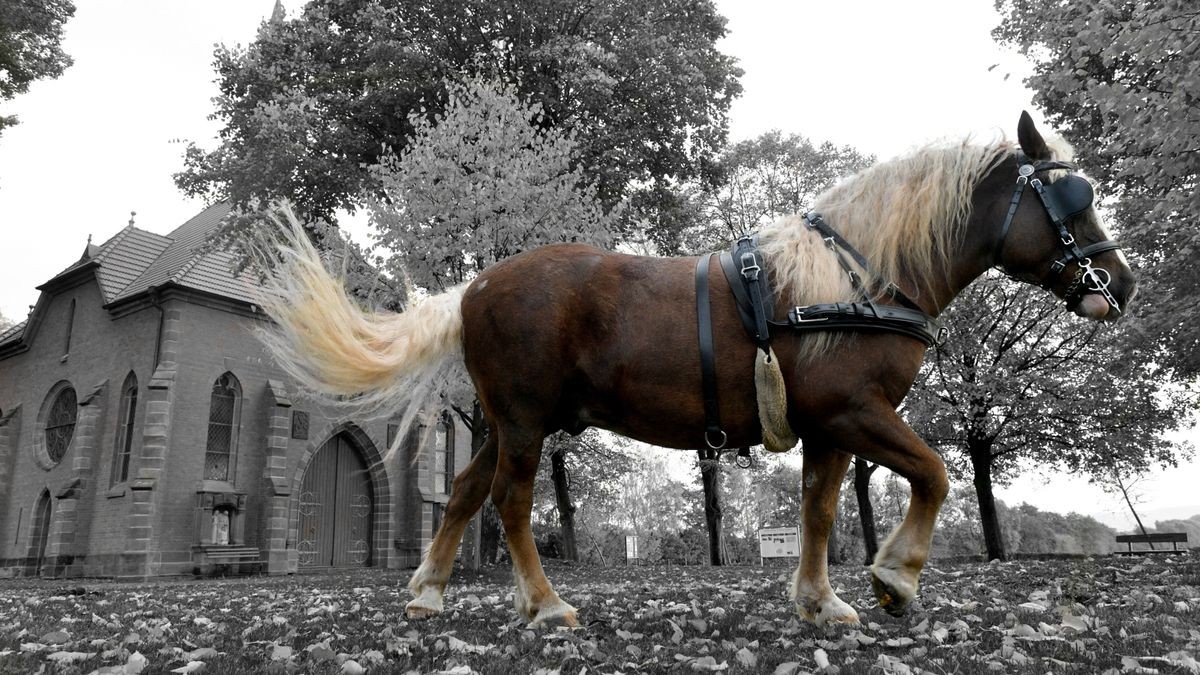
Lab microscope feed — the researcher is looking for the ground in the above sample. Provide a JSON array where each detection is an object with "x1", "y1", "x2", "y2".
[{"x1": 1, "y1": 552, "x2": 1198, "y2": 674}]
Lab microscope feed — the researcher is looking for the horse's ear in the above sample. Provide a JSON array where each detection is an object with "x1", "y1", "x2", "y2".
[{"x1": 1017, "y1": 111, "x2": 1050, "y2": 160}]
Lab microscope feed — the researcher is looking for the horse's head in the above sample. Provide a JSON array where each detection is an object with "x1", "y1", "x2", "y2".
[{"x1": 991, "y1": 112, "x2": 1136, "y2": 321}]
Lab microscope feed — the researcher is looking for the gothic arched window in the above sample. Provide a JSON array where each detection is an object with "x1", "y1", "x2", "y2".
[
  {"x1": 110, "y1": 372, "x2": 138, "y2": 485},
  {"x1": 204, "y1": 373, "x2": 242, "y2": 482}
]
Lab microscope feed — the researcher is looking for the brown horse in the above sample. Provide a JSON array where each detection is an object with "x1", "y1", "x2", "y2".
[{"x1": 256, "y1": 113, "x2": 1135, "y2": 628}]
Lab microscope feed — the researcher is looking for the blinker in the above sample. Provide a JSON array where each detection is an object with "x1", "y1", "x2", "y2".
[{"x1": 1041, "y1": 174, "x2": 1094, "y2": 221}]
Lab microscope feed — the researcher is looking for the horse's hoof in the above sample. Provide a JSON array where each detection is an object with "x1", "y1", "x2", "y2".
[
  {"x1": 871, "y1": 572, "x2": 910, "y2": 617},
  {"x1": 797, "y1": 596, "x2": 860, "y2": 626},
  {"x1": 530, "y1": 602, "x2": 578, "y2": 628},
  {"x1": 405, "y1": 593, "x2": 443, "y2": 620}
]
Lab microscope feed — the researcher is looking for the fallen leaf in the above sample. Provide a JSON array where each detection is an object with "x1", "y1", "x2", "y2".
[{"x1": 48, "y1": 650, "x2": 93, "y2": 663}]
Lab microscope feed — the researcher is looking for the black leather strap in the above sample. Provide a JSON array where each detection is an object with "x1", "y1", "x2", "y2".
[
  {"x1": 1050, "y1": 240, "x2": 1123, "y2": 273},
  {"x1": 804, "y1": 213, "x2": 924, "y2": 312},
  {"x1": 718, "y1": 237, "x2": 775, "y2": 353},
  {"x1": 994, "y1": 168, "x2": 1031, "y2": 268},
  {"x1": 695, "y1": 253, "x2": 725, "y2": 449},
  {"x1": 780, "y1": 302, "x2": 944, "y2": 347}
]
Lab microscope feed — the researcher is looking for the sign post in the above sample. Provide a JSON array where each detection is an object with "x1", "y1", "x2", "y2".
[
  {"x1": 625, "y1": 535, "x2": 639, "y2": 564},
  {"x1": 758, "y1": 526, "x2": 800, "y2": 565}
]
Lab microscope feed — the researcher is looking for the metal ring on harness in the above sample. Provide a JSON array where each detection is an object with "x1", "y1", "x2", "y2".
[
  {"x1": 735, "y1": 453, "x2": 753, "y2": 469},
  {"x1": 704, "y1": 429, "x2": 727, "y2": 450}
]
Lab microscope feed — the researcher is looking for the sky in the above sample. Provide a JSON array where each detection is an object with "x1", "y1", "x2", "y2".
[{"x1": 0, "y1": 0, "x2": 1194, "y2": 530}]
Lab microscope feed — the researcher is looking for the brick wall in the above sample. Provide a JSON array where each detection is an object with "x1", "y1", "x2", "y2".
[{"x1": 0, "y1": 278, "x2": 477, "y2": 578}]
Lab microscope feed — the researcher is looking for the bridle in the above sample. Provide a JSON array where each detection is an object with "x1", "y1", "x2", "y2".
[{"x1": 993, "y1": 154, "x2": 1124, "y2": 314}]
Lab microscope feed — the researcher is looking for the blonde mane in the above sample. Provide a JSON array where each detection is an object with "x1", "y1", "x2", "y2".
[{"x1": 758, "y1": 138, "x2": 1043, "y2": 360}]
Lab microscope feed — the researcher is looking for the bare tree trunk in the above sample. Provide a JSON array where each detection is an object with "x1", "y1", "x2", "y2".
[
  {"x1": 827, "y1": 525, "x2": 842, "y2": 565},
  {"x1": 550, "y1": 448, "x2": 579, "y2": 561},
  {"x1": 1114, "y1": 471, "x2": 1155, "y2": 550},
  {"x1": 969, "y1": 443, "x2": 1006, "y2": 561},
  {"x1": 853, "y1": 458, "x2": 880, "y2": 565},
  {"x1": 698, "y1": 449, "x2": 728, "y2": 566}
]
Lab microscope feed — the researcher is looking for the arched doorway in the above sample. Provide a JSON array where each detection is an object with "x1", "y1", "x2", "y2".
[
  {"x1": 30, "y1": 490, "x2": 52, "y2": 575},
  {"x1": 297, "y1": 433, "x2": 374, "y2": 568}
]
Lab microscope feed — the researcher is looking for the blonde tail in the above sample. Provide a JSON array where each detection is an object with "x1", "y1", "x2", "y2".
[{"x1": 253, "y1": 206, "x2": 466, "y2": 425}]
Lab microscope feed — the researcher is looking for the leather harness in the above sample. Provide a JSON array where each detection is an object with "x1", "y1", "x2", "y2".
[
  {"x1": 694, "y1": 214, "x2": 944, "y2": 452},
  {"x1": 693, "y1": 155, "x2": 1125, "y2": 452}
]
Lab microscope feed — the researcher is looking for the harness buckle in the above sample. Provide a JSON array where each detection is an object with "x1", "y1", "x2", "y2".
[
  {"x1": 1050, "y1": 259, "x2": 1067, "y2": 273},
  {"x1": 792, "y1": 307, "x2": 829, "y2": 323},
  {"x1": 1061, "y1": 234, "x2": 1075, "y2": 246},
  {"x1": 936, "y1": 326, "x2": 950, "y2": 346},
  {"x1": 739, "y1": 251, "x2": 761, "y2": 281}
]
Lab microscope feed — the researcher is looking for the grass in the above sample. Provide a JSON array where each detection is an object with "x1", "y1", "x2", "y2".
[{"x1": 1, "y1": 551, "x2": 1197, "y2": 674}]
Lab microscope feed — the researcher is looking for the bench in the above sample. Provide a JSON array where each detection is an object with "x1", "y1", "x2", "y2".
[
  {"x1": 1115, "y1": 532, "x2": 1188, "y2": 554},
  {"x1": 196, "y1": 545, "x2": 262, "y2": 575}
]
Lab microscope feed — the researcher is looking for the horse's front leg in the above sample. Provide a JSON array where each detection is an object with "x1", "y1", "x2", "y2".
[
  {"x1": 407, "y1": 432, "x2": 498, "y2": 619},
  {"x1": 827, "y1": 402, "x2": 949, "y2": 617},
  {"x1": 792, "y1": 443, "x2": 859, "y2": 625}
]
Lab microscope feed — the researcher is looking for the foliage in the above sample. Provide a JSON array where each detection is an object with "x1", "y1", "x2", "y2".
[
  {"x1": 0, "y1": 0, "x2": 74, "y2": 136},
  {"x1": 0, "y1": 310, "x2": 12, "y2": 331},
  {"x1": 931, "y1": 486, "x2": 1119, "y2": 558},
  {"x1": 3, "y1": 557, "x2": 1199, "y2": 673},
  {"x1": 993, "y1": 0, "x2": 1200, "y2": 375},
  {"x1": 666, "y1": 130, "x2": 873, "y2": 254},
  {"x1": 689, "y1": 131, "x2": 873, "y2": 252},
  {"x1": 175, "y1": 0, "x2": 743, "y2": 241},
  {"x1": 906, "y1": 273, "x2": 1192, "y2": 558},
  {"x1": 909, "y1": 274, "x2": 1190, "y2": 484},
  {"x1": 532, "y1": 430, "x2": 636, "y2": 556},
  {"x1": 367, "y1": 78, "x2": 618, "y2": 292}
]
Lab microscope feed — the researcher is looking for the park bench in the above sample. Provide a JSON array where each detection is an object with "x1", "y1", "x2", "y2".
[
  {"x1": 196, "y1": 545, "x2": 262, "y2": 575},
  {"x1": 1114, "y1": 532, "x2": 1188, "y2": 554}
]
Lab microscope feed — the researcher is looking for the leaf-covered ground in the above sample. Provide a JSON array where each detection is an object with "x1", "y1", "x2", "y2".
[{"x1": 1, "y1": 552, "x2": 1198, "y2": 674}]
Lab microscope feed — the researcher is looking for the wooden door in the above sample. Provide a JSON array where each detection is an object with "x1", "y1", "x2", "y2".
[{"x1": 297, "y1": 435, "x2": 373, "y2": 568}]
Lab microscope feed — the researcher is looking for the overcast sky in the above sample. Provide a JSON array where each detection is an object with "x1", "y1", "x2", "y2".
[{"x1": 0, "y1": 0, "x2": 1193, "y2": 529}]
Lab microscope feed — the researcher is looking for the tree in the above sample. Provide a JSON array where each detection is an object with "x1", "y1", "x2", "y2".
[
  {"x1": 0, "y1": 311, "x2": 12, "y2": 331},
  {"x1": 852, "y1": 457, "x2": 880, "y2": 565},
  {"x1": 367, "y1": 78, "x2": 618, "y2": 291},
  {"x1": 175, "y1": 0, "x2": 742, "y2": 244},
  {"x1": 675, "y1": 131, "x2": 874, "y2": 254},
  {"x1": 906, "y1": 274, "x2": 1191, "y2": 560},
  {"x1": 533, "y1": 430, "x2": 633, "y2": 562},
  {"x1": 695, "y1": 449, "x2": 729, "y2": 565},
  {"x1": 0, "y1": 0, "x2": 74, "y2": 136},
  {"x1": 365, "y1": 78, "x2": 617, "y2": 562},
  {"x1": 1097, "y1": 464, "x2": 1155, "y2": 545},
  {"x1": 993, "y1": 1, "x2": 1200, "y2": 375}
]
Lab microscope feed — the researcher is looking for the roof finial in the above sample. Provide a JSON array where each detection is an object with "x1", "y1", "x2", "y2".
[
  {"x1": 129, "y1": 210, "x2": 137, "y2": 227},
  {"x1": 87, "y1": 233, "x2": 92, "y2": 246}
]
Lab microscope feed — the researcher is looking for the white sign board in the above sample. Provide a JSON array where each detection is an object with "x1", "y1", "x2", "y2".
[
  {"x1": 625, "y1": 535, "x2": 640, "y2": 560},
  {"x1": 758, "y1": 527, "x2": 800, "y2": 559}
]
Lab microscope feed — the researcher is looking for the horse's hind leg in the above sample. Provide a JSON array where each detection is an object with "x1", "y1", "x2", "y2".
[
  {"x1": 492, "y1": 426, "x2": 577, "y2": 627},
  {"x1": 828, "y1": 403, "x2": 949, "y2": 617},
  {"x1": 792, "y1": 443, "x2": 859, "y2": 626},
  {"x1": 406, "y1": 432, "x2": 498, "y2": 619}
]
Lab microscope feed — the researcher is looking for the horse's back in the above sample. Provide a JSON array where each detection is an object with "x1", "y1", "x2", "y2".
[{"x1": 460, "y1": 244, "x2": 757, "y2": 445}]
